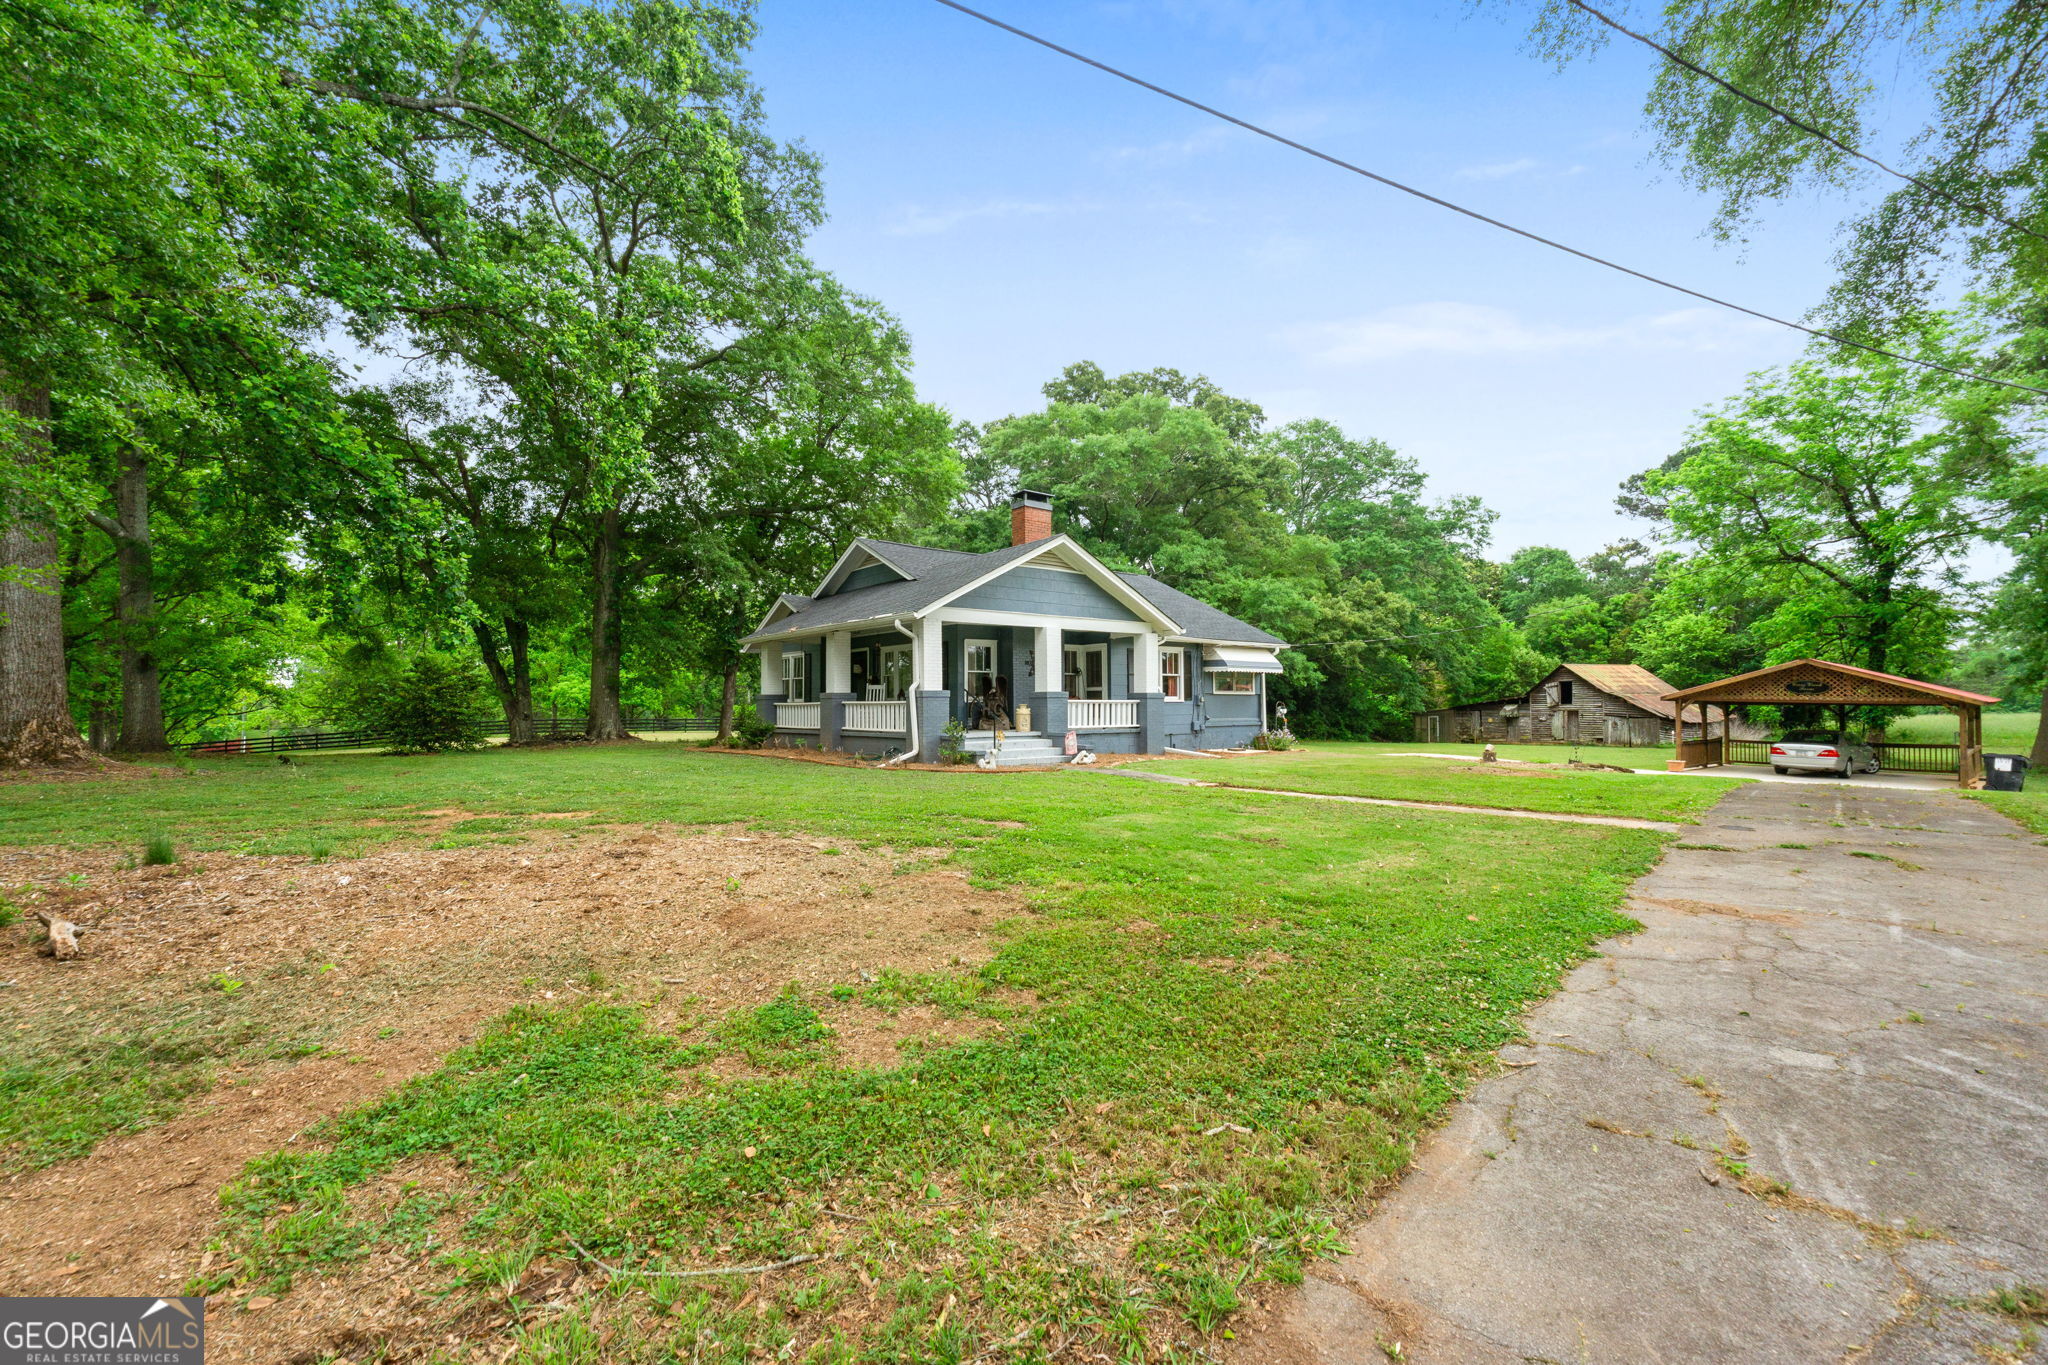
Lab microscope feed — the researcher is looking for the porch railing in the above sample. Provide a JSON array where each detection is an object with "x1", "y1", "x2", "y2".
[
  {"x1": 1069, "y1": 698, "x2": 1139, "y2": 729},
  {"x1": 1727, "y1": 739, "x2": 1960, "y2": 773},
  {"x1": 776, "y1": 702, "x2": 821, "y2": 730},
  {"x1": 843, "y1": 700, "x2": 908, "y2": 733}
]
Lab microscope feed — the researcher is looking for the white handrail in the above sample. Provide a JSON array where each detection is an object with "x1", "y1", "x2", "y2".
[
  {"x1": 843, "y1": 700, "x2": 908, "y2": 733},
  {"x1": 775, "y1": 702, "x2": 822, "y2": 730},
  {"x1": 1069, "y1": 698, "x2": 1139, "y2": 729}
]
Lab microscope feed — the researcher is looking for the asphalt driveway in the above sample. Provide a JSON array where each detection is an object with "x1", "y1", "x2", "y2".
[{"x1": 1232, "y1": 780, "x2": 2048, "y2": 1364}]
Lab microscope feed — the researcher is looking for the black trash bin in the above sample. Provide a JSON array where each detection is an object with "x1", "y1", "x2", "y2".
[{"x1": 1984, "y1": 753, "x2": 2030, "y2": 792}]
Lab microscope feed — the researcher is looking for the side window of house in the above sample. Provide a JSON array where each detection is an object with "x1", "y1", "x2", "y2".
[
  {"x1": 1162, "y1": 649, "x2": 1183, "y2": 699},
  {"x1": 781, "y1": 651, "x2": 811, "y2": 703},
  {"x1": 1212, "y1": 671, "x2": 1255, "y2": 695}
]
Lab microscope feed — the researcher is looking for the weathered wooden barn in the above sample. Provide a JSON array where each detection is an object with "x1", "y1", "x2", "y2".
[{"x1": 1414, "y1": 663, "x2": 1749, "y2": 747}]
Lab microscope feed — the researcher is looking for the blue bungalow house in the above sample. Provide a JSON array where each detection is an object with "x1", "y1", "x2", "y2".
[{"x1": 743, "y1": 491, "x2": 1287, "y2": 764}]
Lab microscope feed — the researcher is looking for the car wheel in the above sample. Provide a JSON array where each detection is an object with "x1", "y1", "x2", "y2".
[
  {"x1": 1864, "y1": 759, "x2": 1882, "y2": 774},
  {"x1": 1772, "y1": 766, "x2": 1788, "y2": 775}
]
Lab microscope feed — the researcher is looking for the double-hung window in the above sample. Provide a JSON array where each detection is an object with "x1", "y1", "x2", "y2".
[
  {"x1": 1161, "y1": 649, "x2": 1184, "y2": 700},
  {"x1": 878, "y1": 644, "x2": 912, "y2": 700},
  {"x1": 780, "y1": 650, "x2": 812, "y2": 703}
]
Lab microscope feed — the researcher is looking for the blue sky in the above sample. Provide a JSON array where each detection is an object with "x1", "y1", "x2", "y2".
[{"x1": 745, "y1": 0, "x2": 1889, "y2": 558}]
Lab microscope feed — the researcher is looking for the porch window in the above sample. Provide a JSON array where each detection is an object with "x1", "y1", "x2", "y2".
[
  {"x1": 1161, "y1": 648, "x2": 1184, "y2": 700},
  {"x1": 878, "y1": 643, "x2": 912, "y2": 700},
  {"x1": 1211, "y1": 670, "x2": 1255, "y2": 695},
  {"x1": 780, "y1": 650, "x2": 812, "y2": 703},
  {"x1": 965, "y1": 639, "x2": 998, "y2": 701},
  {"x1": 1063, "y1": 644, "x2": 1106, "y2": 699}
]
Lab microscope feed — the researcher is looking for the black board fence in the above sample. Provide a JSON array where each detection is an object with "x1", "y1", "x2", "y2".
[
  {"x1": 1725, "y1": 738, "x2": 1960, "y2": 774},
  {"x1": 180, "y1": 716, "x2": 719, "y2": 754}
]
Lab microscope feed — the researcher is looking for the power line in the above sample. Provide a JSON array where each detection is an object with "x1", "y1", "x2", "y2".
[
  {"x1": 1561, "y1": 0, "x2": 2048, "y2": 248},
  {"x1": 928, "y1": 0, "x2": 2048, "y2": 400}
]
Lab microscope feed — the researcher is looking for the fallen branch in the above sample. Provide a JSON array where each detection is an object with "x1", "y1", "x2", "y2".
[
  {"x1": 31, "y1": 910, "x2": 86, "y2": 960},
  {"x1": 568, "y1": 1240, "x2": 824, "y2": 1279}
]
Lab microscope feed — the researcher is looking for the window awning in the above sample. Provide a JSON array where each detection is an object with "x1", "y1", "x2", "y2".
[{"x1": 1200, "y1": 645, "x2": 1283, "y2": 674}]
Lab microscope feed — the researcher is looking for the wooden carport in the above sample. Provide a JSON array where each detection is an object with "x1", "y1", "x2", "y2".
[{"x1": 1661, "y1": 658, "x2": 2000, "y2": 788}]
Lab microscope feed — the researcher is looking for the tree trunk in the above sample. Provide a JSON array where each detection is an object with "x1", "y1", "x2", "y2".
[
  {"x1": 717, "y1": 657, "x2": 738, "y2": 741},
  {"x1": 586, "y1": 502, "x2": 628, "y2": 741},
  {"x1": 87, "y1": 700, "x2": 116, "y2": 753},
  {"x1": 2031, "y1": 689, "x2": 2048, "y2": 772},
  {"x1": 108, "y1": 445, "x2": 167, "y2": 753},
  {"x1": 0, "y1": 384, "x2": 88, "y2": 766},
  {"x1": 474, "y1": 616, "x2": 537, "y2": 744}
]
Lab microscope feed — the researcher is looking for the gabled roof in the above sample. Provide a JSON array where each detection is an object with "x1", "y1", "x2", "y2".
[
  {"x1": 746, "y1": 539, "x2": 1079, "y2": 643},
  {"x1": 1117, "y1": 573, "x2": 1284, "y2": 646},
  {"x1": 1556, "y1": 663, "x2": 1682, "y2": 716},
  {"x1": 1662, "y1": 658, "x2": 1999, "y2": 708},
  {"x1": 744, "y1": 535, "x2": 1285, "y2": 649}
]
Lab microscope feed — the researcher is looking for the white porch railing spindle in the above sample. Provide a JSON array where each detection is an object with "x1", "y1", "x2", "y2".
[
  {"x1": 842, "y1": 700, "x2": 908, "y2": 733},
  {"x1": 1069, "y1": 699, "x2": 1138, "y2": 729},
  {"x1": 776, "y1": 702, "x2": 822, "y2": 730}
]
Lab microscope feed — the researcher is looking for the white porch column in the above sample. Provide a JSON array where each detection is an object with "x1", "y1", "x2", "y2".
[
  {"x1": 916, "y1": 615, "x2": 945, "y2": 691},
  {"x1": 825, "y1": 631, "x2": 853, "y2": 695},
  {"x1": 1132, "y1": 630, "x2": 1162, "y2": 695},
  {"x1": 1033, "y1": 623, "x2": 1063, "y2": 693},
  {"x1": 758, "y1": 648, "x2": 779, "y2": 694}
]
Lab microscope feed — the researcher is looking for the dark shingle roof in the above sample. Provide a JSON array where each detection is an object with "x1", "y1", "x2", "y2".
[
  {"x1": 1116, "y1": 573, "x2": 1283, "y2": 645},
  {"x1": 746, "y1": 538, "x2": 1284, "y2": 648}
]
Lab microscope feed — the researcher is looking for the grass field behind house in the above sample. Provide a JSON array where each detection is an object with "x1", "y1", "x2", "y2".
[
  {"x1": 1885, "y1": 710, "x2": 2039, "y2": 748},
  {"x1": 1135, "y1": 742, "x2": 1744, "y2": 823},
  {"x1": 1, "y1": 744, "x2": 1672, "y2": 1361}
]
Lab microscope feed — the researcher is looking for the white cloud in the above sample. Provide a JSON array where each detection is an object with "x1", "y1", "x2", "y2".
[
  {"x1": 1101, "y1": 125, "x2": 1235, "y2": 166},
  {"x1": 1283, "y1": 302, "x2": 1779, "y2": 364},
  {"x1": 1454, "y1": 158, "x2": 1588, "y2": 181},
  {"x1": 883, "y1": 198, "x2": 1081, "y2": 238}
]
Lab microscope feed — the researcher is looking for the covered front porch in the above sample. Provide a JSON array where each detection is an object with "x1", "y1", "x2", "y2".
[{"x1": 756, "y1": 614, "x2": 1186, "y2": 760}]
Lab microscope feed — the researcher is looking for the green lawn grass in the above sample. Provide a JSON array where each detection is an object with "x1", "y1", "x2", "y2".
[
  {"x1": 1, "y1": 744, "x2": 1674, "y2": 1361},
  {"x1": 1132, "y1": 741, "x2": 1745, "y2": 823},
  {"x1": 1968, "y1": 788, "x2": 2048, "y2": 837},
  {"x1": 1884, "y1": 710, "x2": 2039, "y2": 748}
]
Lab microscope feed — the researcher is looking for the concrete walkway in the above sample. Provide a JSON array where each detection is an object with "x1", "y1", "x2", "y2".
[
  {"x1": 1230, "y1": 781, "x2": 2048, "y2": 1364},
  {"x1": 1099, "y1": 768, "x2": 1684, "y2": 831}
]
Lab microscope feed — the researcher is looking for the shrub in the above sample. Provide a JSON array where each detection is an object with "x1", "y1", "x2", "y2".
[
  {"x1": 366, "y1": 657, "x2": 489, "y2": 755},
  {"x1": 938, "y1": 717, "x2": 969, "y2": 764},
  {"x1": 728, "y1": 712, "x2": 776, "y2": 748},
  {"x1": 1252, "y1": 728, "x2": 1297, "y2": 751},
  {"x1": 143, "y1": 833, "x2": 178, "y2": 866}
]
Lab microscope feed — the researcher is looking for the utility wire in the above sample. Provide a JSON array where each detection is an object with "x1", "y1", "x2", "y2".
[
  {"x1": 929, "y1": 0, "x2": 2048, "y2": 399},
  {"x1": 1561, "y1": 0, "x2": 2048, "y2": 248}
]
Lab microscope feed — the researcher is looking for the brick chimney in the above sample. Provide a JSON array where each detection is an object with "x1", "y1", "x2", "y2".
[{"x1": 1010, "y1": 489, "x2": 1054, "y2": 546}]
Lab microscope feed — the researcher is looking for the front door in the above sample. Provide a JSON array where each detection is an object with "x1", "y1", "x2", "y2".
[{"x1": 1063, "y1": 644, "x2": 1106, "y2": 699}]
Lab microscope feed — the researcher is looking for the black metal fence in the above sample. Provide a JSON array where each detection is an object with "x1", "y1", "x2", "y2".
[
  {"x1": 1726, "y1": 738, "x2": 1960, "y2": 773},
  {"x1": 180, "y1": 716, "x2": 719, "y2": 754}
]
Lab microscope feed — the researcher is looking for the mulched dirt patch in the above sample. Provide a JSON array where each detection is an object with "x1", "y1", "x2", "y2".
[{"x1": 0, "y1": 823, "x2": 1029, "y2": 1361}]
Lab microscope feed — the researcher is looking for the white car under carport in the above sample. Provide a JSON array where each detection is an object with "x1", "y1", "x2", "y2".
[{"x1": 1770, "y1": 730, "x2": 1881, "y2": 777}]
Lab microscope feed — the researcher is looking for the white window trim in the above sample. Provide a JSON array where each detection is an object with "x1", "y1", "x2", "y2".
[
  {"x1": 1211, "y1": 670, "x2": 1256, "y2": 695},
  {"x1": 1064, "y1": 643, "x2": 1108, "y2": 700},
  {"x1": 1161, "y1": 648, "x2": 1184, "y2": 700},
  {"x1": 781, "y1": 650, "x2": 812, "y2": 703},
  {"x1": 878, "y1": 643, "x2": 912, "y2": 700}
]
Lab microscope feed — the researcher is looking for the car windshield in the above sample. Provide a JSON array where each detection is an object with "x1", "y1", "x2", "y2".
[{"x1": 1781, "y1": 730, "x2": 1841, "y2": 744}]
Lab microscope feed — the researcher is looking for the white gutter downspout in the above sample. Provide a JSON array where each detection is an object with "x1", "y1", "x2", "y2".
[{"x1": 883, "y1": 618, "x2": 920, "y2": 766}]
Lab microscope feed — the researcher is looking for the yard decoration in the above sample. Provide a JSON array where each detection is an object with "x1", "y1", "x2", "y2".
[{"x1": 32, "y1": 910, "x2": 84, "y2": 960}]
